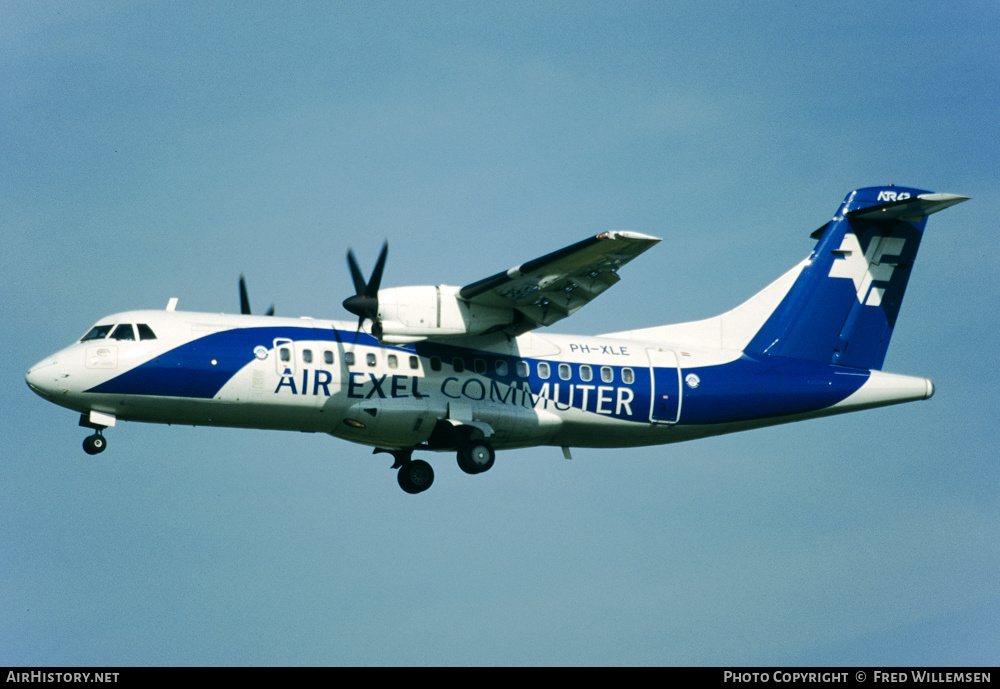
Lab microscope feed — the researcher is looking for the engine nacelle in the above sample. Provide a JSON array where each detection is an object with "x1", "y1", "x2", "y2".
[{"x1": 376, "y1": 285, "x2": 515, "y2": 343}]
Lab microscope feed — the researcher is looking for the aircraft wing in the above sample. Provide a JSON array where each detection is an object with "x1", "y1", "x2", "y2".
[{"x1": 458, "y1": 231, "x2": 660, "y2": 331}]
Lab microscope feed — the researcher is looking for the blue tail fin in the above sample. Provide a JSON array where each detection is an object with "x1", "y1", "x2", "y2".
[{"x1": 745, "y1": 186, "x2": 967, "y2": 370}]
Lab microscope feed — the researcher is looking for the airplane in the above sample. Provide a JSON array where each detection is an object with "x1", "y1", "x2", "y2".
[{"x1": 26, "y1": 185, "x2": 968, "y2": 494}]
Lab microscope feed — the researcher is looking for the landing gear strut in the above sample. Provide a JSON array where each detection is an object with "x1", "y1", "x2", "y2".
[
  {"x1": 83, "y1": 432, "x2": 107, "y2": 455},
  {"x1": 375, "y1": 448, "x2": 434, "y2": 494}
]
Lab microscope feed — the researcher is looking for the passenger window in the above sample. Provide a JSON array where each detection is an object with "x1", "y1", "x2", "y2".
[
  {"x1": 303, "y1": 349, "x2": 313, "y2": 364},
  {"x1": 345, "y1": 352, "x2": 355, "y2": 366},
  {"x1": 453, "y1": 358, "x2": 465, "y2": 373},
  {"x1": 110, "y1": 324, "x2": 135, "y2": 341},
  {"x1": 388, "y1": 354, "x2": 398, "y2": 369},
  {"x1": 580, "y1": 365, "x2": 593, "y2": 382},
  {"x1": 430, "y1": 356, "x2": 442, "y2": 372},
  {"x1": 537, "y1": 362, "x2": 550, "y2": 379},
  {"x1": 81, "y1": 325, "x2": 113, "y2": 342},
  {"x1": 601, "y1": 366, "x2": 613, "y2": 383},
  {"x1": 558, "y1": 363, "x2": 571, "y2": 380},
  {"x1": 516, "y1": 361, "x2": 529, "y2": 378},
  {"x1": 495, "y1": 360, "x2": 508, "y2": 376},
  {"x1": 280, "y1": 348, "x2": 291, "y2": 362},
  {"x1": 324, "y1": 351, "x2": 334, "y2": 365},
  {"x1": 474, "y1": 359, "x2": 487, "y2": 374},
  {"x1": 622, "y1": 367, "x2": 634, "y2": 384},
  {"x1": 409, "y1": 355, "x2": 419, "y2": 370},
  {"x1": 136, "y1": 324, "x2": 157, "y2": 340},
  {"x1": 367, "y1": 353, "x2": 377, "y2": 367}
]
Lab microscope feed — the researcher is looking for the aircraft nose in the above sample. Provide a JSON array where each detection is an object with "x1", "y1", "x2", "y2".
[{"x1": 26, "y1": 356, "x2": 64, "y2": 399}]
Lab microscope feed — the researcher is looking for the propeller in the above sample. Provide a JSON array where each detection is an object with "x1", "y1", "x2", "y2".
[
  {"x1": 342, "y1": 241, "x2": 388, "y2": 338},
  {"x1": 239, "y1": 274, "x2": 275, "y2": 316}
]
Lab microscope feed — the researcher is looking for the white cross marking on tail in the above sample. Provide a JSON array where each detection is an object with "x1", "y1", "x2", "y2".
[{"x1": 828, "y1": 234, "x2": 906, "y2": 306}]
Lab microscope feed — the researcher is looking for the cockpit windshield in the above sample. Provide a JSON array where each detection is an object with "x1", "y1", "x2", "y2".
[
  {"x1": 81, "y1": 325, "x2": 113, "y2": 342},
  {"x1": 110, "y1": 324, "x2": 135, "y2": 341},
  {"x1": 80, "y1": 323, "x2": 157, "y2": 342}
]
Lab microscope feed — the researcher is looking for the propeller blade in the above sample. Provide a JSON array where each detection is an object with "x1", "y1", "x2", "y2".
[
  {"x1": 347, "y1": 249, "x2": 367, "y2": 295},
  {"x1": 343, "y1": 241, "x2": 389, "y2": 340},
  {"x1": 365, "y1": 241, "x2": 389, "y2": 298},
  {"x1": 239, "y1": 274, "x2": 251, "y2": 315},
  {"x1": 239, "y1": 274, "x2": 274, "y2": 316}
]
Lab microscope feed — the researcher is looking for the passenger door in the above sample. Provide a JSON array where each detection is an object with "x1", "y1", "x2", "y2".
[{"x1": 647, "y1": 348, "x2": 681, "y2": 424}]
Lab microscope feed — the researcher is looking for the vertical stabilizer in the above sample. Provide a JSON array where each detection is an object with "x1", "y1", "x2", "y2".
[{"x1": 744, "y1": 186, "x2": 967, "y2": 370}]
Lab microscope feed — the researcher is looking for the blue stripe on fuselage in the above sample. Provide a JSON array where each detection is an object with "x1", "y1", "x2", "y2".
[{"x1": 85, "y1": 326, "x2": 870, "y2": 425}]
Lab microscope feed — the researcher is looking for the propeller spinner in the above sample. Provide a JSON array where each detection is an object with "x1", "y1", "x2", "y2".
[{"x1": 342, "y1": 241, "x2": 388, "y2": 338}]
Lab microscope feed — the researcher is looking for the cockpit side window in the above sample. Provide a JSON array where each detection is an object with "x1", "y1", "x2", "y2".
[
  {"x1": 81, "y1": 325, "x2": 113, "y2": 342},
  {"x1": 110, "y1": 324, "x2": 136, "y2": 341},
  {"x1": 136, "y1": 324, "x2": 157, "y2": 340}
]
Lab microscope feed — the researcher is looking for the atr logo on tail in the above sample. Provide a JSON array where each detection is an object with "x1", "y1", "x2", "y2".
[
  {"x1": 877, "y1": 190, "x2": 911, "y2": 202},
  {"x1": 828, "y1": 233, "x2": 906, "y2": 307}
]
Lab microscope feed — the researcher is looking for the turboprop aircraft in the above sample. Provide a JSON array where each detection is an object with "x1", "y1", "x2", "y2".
[{"x1": 26, "y1": 186, "x2": 967, "y2": 494}]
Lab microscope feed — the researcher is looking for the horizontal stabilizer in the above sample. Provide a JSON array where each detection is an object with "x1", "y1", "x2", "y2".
[{"x1": 846, "y1": 192, "x2": 969, "y2": 222}]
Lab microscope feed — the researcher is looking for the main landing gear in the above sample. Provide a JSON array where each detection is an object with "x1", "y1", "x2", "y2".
[
  {"x1": 397, "y1": 459, "x2": 434, "y2": 494},
  {"x1": 457, "y1": 440, "x2": 495, "y2": 475},
  {"x1": 376, "y1": 448, "x2": 435, "y2": 495},
  {"x1": 375, "y1": 439, "x2": 497, "y2": 494}
]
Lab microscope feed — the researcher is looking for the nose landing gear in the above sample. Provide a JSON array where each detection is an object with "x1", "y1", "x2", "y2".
[
  {"x1": 83, "y1": 432, "x2": 107, "y2": 455},
  {"x1": 79, "y1": 412, "x2": 112, "y2": 456}
]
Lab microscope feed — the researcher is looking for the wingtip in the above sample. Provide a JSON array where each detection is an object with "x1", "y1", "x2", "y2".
[{"x1": 597, "y1": 230, "x2": 662, "y2": 242}]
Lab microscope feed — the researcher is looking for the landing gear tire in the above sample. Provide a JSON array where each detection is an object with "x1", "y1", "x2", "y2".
[
  {"x1": 457, "y1": 441, "x2": 495, "y2": 475},
  {"x1": 397, "y1": 459, "x2": 434, "y2": 494},
  {"x1": 83, "y1": 434, "x2": 107, "y2": 455}
]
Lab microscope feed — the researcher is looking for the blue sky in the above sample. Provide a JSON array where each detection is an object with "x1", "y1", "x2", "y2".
[{"x1": 3, "y1": 0, "x2": 997, "y2": 666}]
